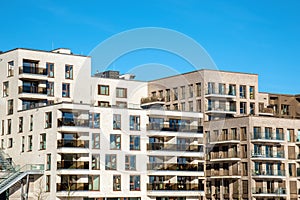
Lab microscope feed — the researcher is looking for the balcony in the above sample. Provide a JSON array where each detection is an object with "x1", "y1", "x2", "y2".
[
  {"x1": 147, "y1": 163, "x2": 202, "y2": 171},
  {"x1": 205, "y1": 91, "x2": 236, "y2": 99},
  {"x1": 251, "y1": 151, "x2": 285, "y2": 160},
  {"x1": 19, "y1": 66, "x2": 47, "y2": 76},
  {"x1": 57, "y1": 118, "x2": 89, "y2": 127},
  {"x1": 206, "y1": 107, "x2": 236, "y2": 115},
  {"x1": 208, "y1": 169, "x2": 241, "y2": 178},
  {"x1": 57, "y1": 183, "x2": 90, "y2": 191},
  {"x1": 57, "y1": 161, "x2": 89, "y2": 170},
  {"x1": 252, "y1": 187, "x2": 286, "y2": 196},
  {"x1": 147, "y1": 123, "x2": 203, "y2": 133},
  {"x1": 147, "y1": 183, "x2": 202, "y2": 191},
  {"x1": 18, "y1": 86, "x2": 47, "y2": 95},
  {"x1": 252, "y1": 170, "x2": 285, "y2": 178},
  {"x1": 208, "y1": 152, "x2": 240, "y2": 162},
  {"x1": 259, "y1": 107, "x2": 274, "y2": 116},
  {"x1": 147, "y1": 143, "x2": 202, "y2": 152},
  {"x1": 208, "y1": 135, "x2": 240, "y2": 145},
  {"x1": 57, "y1": 139, "x2": 89, "y2": 148},
  {"x1": 251, "y1": 133, "x2": 284, "y2": 143},
  {"x1": 141, "y1": 96, "x2": 165, "y2": 109}
]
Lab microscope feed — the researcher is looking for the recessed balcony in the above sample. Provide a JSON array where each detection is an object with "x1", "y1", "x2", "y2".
[
  {"x1": 251, "y1": 133, "x2": 284, "y2": 143},
  {"x1": 147, "y1": 143, "x2": 202, "y2": 152},
  {"x1": 57, "y1": 139, "x2": 89, "y2": 148},
  {"x1": 147, "y1": 163, "x2": 203, "y2": 171},
  {"x1": 57, "y1": 118, "x2": 89, "y2": 127},
  {"x1": 251, "y1": 151, "x2": 285, "y2": 160},
  {"x1": 57, "y1": 161, "x2": 89, "y2": 170},
  {"x1": 208, "y1": 135, "x2": 240, "y2": 145},
  {"x1": 56, "y1": 183, "x2": 90, "y2": 191},
  {"x1": 147, "y1": 123, "x2": 203, "y2": 133},
  {"x1": 252, "y1": 187, "x2": 286, "y2": 196},
  {"x1": 252, "y1": 170, "x2": 285, "y2": 179},
  {"x1": 205, "y1": 92, "x2": 236, "y2": 99},
  {"x1": 205, "y1": 107, "x2": 236, "y2": 115},
  {"x1": 208, "y1": 152, "x2": 240, "y2": 162},
  {"x1": 147, "y1": 183, "x2": 203, "y2": 191},
  {"x1": 19, "y1": 66, "x2": 47, "y2": 76}
]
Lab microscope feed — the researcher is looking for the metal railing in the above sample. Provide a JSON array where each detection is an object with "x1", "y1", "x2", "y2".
[
  {"x1": 147, "y1": 123, "x2": 203, "y2": 133},
  {"x1": 147, "y1": 143, "x2": 202, "y2": 152},
  {"x1": 251, "y1": 151, "x2": 285, "y2": 158},
  {"x1": 252, "y1": 170, "x2": 285, "y2": 176},
  {"x1": 57, "y1": 118, "x2": 89, "y2": 127},
  {"x1": 147, "y1": 183, "x2": 202, "y2": 191},
  {"x1": 57, "y1": 161, "x2": 89, "y2": 169},
  {"x1": 57, "y1": 139, "x2": 89, "y2": 148},
  {"x1": 252, "y1": 187, "x2": 286, "y2": 195},
  {"x1": 19, "y1": 66, "x2": 47, "y2": 75},
  {"x1": 147, "y1": 163, "x2": 203, "y2": 171},
  {"x1": 18, "y1": 86, "x2": 47, "y2": 94}
]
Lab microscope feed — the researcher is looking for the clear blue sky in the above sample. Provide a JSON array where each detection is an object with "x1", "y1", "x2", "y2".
[{"x1": 1, "y1": 0, "x2": 300, "y2": 94}]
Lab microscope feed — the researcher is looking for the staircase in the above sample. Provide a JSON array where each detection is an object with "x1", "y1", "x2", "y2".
[{"x1": 0, "y1": 150, "x2": 15, "y2": 171}]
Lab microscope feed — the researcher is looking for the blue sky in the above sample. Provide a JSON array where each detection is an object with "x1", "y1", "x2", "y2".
[{"x1": 1, "y1": 0, "x2": 300, "y2": 94}]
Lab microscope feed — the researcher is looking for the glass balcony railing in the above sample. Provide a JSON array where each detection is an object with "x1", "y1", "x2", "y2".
[
  {"x1": 252, "y1": 133, "x2": 284, "y2": 141},
  {"x1": 147, "y1": 163, "x2": 203, "y2": 171},
  {"x1": 147, "y1": 123, "x2": 203, "y2": 133},
  {"x1": 209, "y1": 152, "x2": 240, "y2": 160},
  {"x1": 252, "y1": 187, "x2": 286, "y2": 195},
  {"x1": 57, "y1": 139, "x2": 89, "y2": 148},
  {"x1": 18, "y1": 86, "x2": 47, "y2": 94},
  {"x1": 252, "y1": 170, "x2": 285, "y2": 176},
  {"x1": 19, "y1": 66, "x2": 47, "y2": 75},
  {"x1": 57, "y1": 118, "x2": 89, "y2": 127},
  {"x1": 147, "y1": 183, "x2": 203, "y2": 191},
  {"x1": 251, "y1": 151, "x2": 285, "y2": 159},
  {"x1": 147, "y1": 143, "x2": 202, "y2": 152},
  {"x1": 57, "y1": 161, "x2": 89, "y2": 170}
]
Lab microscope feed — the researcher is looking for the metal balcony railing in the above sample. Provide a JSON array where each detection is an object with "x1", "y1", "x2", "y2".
[
  {"x1": 57, "y1": 161, "x2": 89, "y2": 170},
  {"x1": 57, "y1": 118, "x2": 89, "y2": 127},
  {"x1": 147, "y1": 163, "x2": 203, "y2": 171},
  {"x1": 57, "y1": 139, "x2": 89, "y2": 148},
  {"x1": 252, "y1": 187, "x2": 286, "y2": 195},
  {"x1": 147, "y1": 143, "x2": 202, "y2": 152},
  {"x1": 18, "y1": 86, "x2": 47, "y2": 94},
  {"x1": 147, "y1": 123, "x2": 203, "y2": 133},
  {"x1": 147, "y1": 183, "x2": 202, "y2": 191},
  {"x1": 251, "y1": 151, "x2": 285, "y2": 158},
  {"x1": 252, "y1": 170, "x2": 285, "y2": 176},
  {"x1": 19, "y1": 66, "x2": 47, "y2": 75}
]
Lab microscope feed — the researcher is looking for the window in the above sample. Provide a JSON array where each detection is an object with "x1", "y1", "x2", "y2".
[
  {"x1": 207, "y1": 82, "x2": 215, "y2": 94},
  {"x1": 116, "y1": 101, "x2": 127, "y2": 108},
  {"x1": 113, "y1": 114, "x2": 121, "y2": 130},
  {"x1": 47, "y1": 82, "x2": 54, "y2": 96},
  {"x1": 46, "y1": 175, "x2": 50, "y2": 192},
  {"x1": 7, "y1": 61, "x2": 14, "y2": 77},
  {"x1": 1, "y1": 139, "x2": 4, "y2": 149},
  {"x1": 47, "y1": 62, "x2": 54, "y2": 77},
  {"x1": 17, "y1": 117, "x2": 23, "y2": 133},
  {"x1": 130, "y1": 115, "x2": 140, "y2": 131},
  {"x1": 250, "y1": 103, "x2": 255, "y2": 115},
  {"x1": 196, "y1": 83, "x2": 201, "y2": 96},
  {"x1": 88, "y1": 175, "x2": 100, "y2": 191},
  {"x1": 45, "y1": 112, "x2": 52, "y2": 128},
  {"x1": 46, "y1": 154, "x2": 51, "y2": 170},
  {"x1": 181, "y1": 102, "x2": 186, "y2": 111},
  {"x1": 28, "y1": 135, "x2": 33, "y2": 151},
  {"x1": 7, "y1": 119, "x2": 11, "y2": 135},
  {"x1": 98, "y1": 85, "x2": 109, "y2": 95},
  {"x1": 281, "y1": 104, "x2": 290, "y2": 115},
  {"x1": 239, "y1": 85, "x2": 246, "y2": 98},
  {"x1": 181, "y1": 86, "x2": 185, "y2": 99},
  {"x1": 29, "y1": 115, "x2": 33, "y2": 131},
  {"x1": 188, "y1": 101, "x2": 193, "y2": 112},
  {"x1": 92, "y1": 133, "x2": 100, "y2": 149},
  {"x1": 8, "y1": 138, "x2": 13, "y2": 148},
  {"x1": 3, "y1": 81, "x2": 9, "y2": 97},
  {"x1": 158, "y1": 90, "x2": 163, "y2": 98},
  {"x1": 125, "y1": 155, "x2": 136, "y2": 170},
  {"x1": 249, "y1": 86, "x2": 255, "y2": 99},
  {"x1": 188, "y1": 84, "x2": 193, "y2": 97},
  {"x1": 173, "y1": 87, "x2": 178, "y2": 100},
  {"x1": 105, "y1": 154, "x2": 117, "y2": 170},
  {"x1": 151, "y1": 91, "x2": 156, "y2": 97},
  {"x1": 113, "y1": 175, "x2": 121, "y2": 191},
  {"x1": 219, "y1": 83, "x2": 226, "y2": 95},
  {"x1": 98, "y1": 101, "x2": 110, "y2": 107},
  {"x1": 89, "y1": 113, "x2": 100, "y2": 128},
  {"x1": 240, "y1": 102, "x2": 246, "y2": 114},
  {"x1": 21, "y1": 136, "x2": 25, "y2": 152},
  {"x1": 7, "y1": 99, "x2": 13, "y2": 115},
  {"x1": 110, "y1": 134, "x2": 121, "y2": 150},
  {"x1": 130, "y1": 175, "x2": 140, "y2": 191},
  {"x1": 40, "y1": 133, "x2": 46, "y2": 150},
  {"x1": 92, "y1": 154, "x2": 100, "y2": 170},
  {"x1": 197, "y1": 99, "x2": 201, "y2": 112},
  {"x1": 62, "y1": 83, "x2": 70, "y2": 97},
  {"x1": 130, "y1": 135, "x2": 140, "y2": 150},
  {"x1": 166, "y1": 89, "x2": 170, "y2": 102},
  {"x1": 116, "y1": 88, "x2": 127, "y2": 98},
  {"x1": 65, "y1": 64, "x2": 73, "y2": 79},
  {"x1": 228, "y1": 84, "x2": 236, "y2": 95}
]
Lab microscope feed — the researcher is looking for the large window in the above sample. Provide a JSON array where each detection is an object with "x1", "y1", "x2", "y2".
[
  {"x1": 29, "y1": 115, "x2": 33, "y2": 131},
  {"x1": 46, "y1": 154, "x2": 51, "y2": 170},
  {"x1": 125, "y1": 155, "x2": 136, "y2": 170},
  {"x1": 113, "y1": 114, "x2": 121, "y2": 130},
  {"x1": 239, "y1": 85, "x2": 246, "y2": 98},
  {"x1": 47, "y1": 82, "x2": 54, "y2": 96},
  {"x1": 19, "y1": 117, "x2": 23, "y2": 133},
  {"x1": 130, "y1": 115, "x2": 140, "y2": 131},
  {"x1": 116, "y1": 88, "x2": 127, "y2": 98},
  {"x1": 228, "y1": 84, "x2": 236, "y2": 95},
  {"x1": 105, "y1": 154, "x2": 117, "y2": 170},
  {"x1": 130, "y1": 135, "x2": 140, "y2": 150},
  {"x1": 65, "y1": 64, "x2": 73, "y2": 79},
  {"x1": 92, "y1": 133, "x2": 100, "y2": 149},
  {"x1": 88, "y1": 175, "x2": 100, "y2": 191},
  {"x1": 196, "y1": 83, "x2": 201, "y2": 96},
  {"x1": 110, "y1": 134, "x2": 121, "y2": 150},
  {"x1": 249, "y1": 86, "x2": 255, "y2": 99},
  {"x1": 45, "y1": 112, "x2": 52, "y2": 128},
  {"x1": 240, "y1": 102, "x2": 246, "y2": 114},
  {"x1": 188, "y1": 84, "x2": 193, "y2": 97},
  {"x1": 7, "y1": 119, "x2": 11, "y2": 135},
  {"x1": 207, "y1": 82, "x2": 215, "y2": 94},
  {"x1": 130, "y1": 175, "x2": 140, "y2": 191},
  {"x1": 8, "y1": 138, "x2": 13, "y2": 148},
  {"x1": 46, "y1": 175, "x2": 50, "y2": 192},
  {"x1": 113, "y1": 175, "x2": 121, "y2": 191},
  {"x1": 21, "y1": 136, "x2": 25, "y2": 152},
  {"x1": 47, "y1": 63, "x2": 54, "y2": 78},
  {"x1": 98, "y1": 85, "x2": 109, "y2": 95},
  {"x1": 92, "y1": 154, "x2": 100, "y2": 170},
  {"x1": 166, "y1": 89, "x2": 170, "y2": 102},
  {"x1": 7, "y1": 99, "x2": 13, "y2": 115},
  {"x1": 3, "y1": 81, "x2": 9, "y2": 97},
  {"x1": 98, "y1": 101, "x2": 110, "y2": 107},
  {"x1": 89, "y1": 113, "x2": 100, "y2": 128},
  {"x1": 173, "y1": 87, "x2": 178, "y2": 100},
  {"x1": 7, "y1": 61, "x2": 14, "y2": 77},
  {"x1": 219, "y1": 83, "x2": 226, "y2": 95},
  {"x1": 62, "y1": 83, "x2": 70, "y2": 97},
  {"x1": 40, "y1": 133, "x2": 46, "y2": 150},
  {"x1": 28, "y1": 135, "x2": 33, "y2": 151},
  {"x1": 181, "y1": 86, "x2": 185, "y2": 99}
]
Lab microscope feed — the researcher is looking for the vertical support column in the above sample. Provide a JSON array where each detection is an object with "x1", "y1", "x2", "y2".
[
  {"x1": 20, "y1": 179, "x2": 24, "y2": 200},
  {"x1": 25, "y1": 175, "x2": 29, "y2": 200}
]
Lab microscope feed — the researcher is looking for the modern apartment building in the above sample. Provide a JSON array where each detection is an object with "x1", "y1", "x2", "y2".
[{"x1": 0, "y1": 47, "x2": 299, "y2": 200}]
